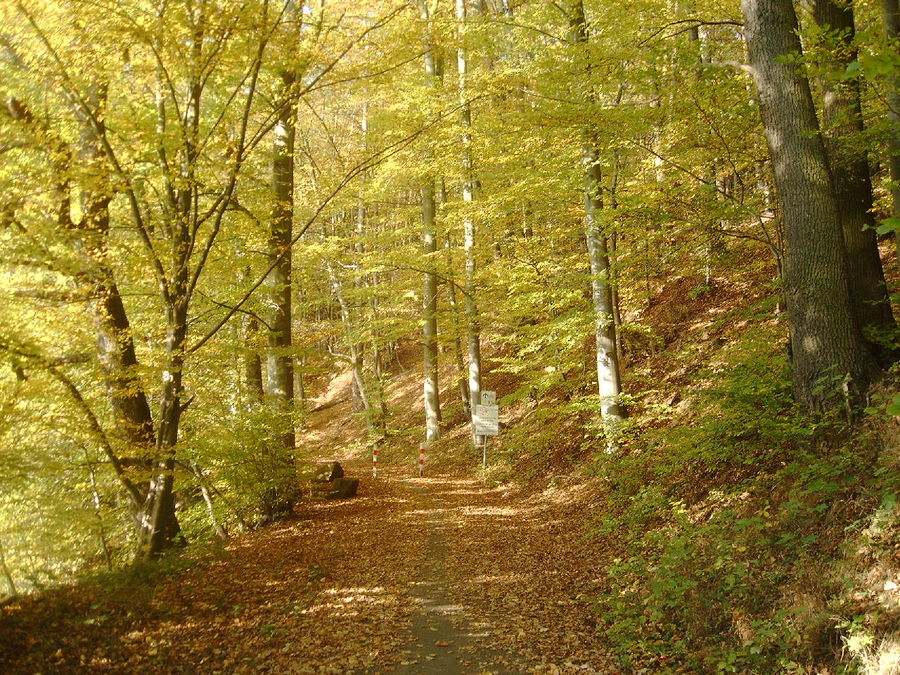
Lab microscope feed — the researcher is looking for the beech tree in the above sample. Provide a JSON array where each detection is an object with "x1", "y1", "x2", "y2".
[
  {"x1": 741, "y1": 0, "x2": 880, "y2": 412},
  {"x1": 569, "y1": 0, "x2": 626, "y2": 434},
  {"x1": 811, "y1": 0, "x2": 895, "y2": 347},
  {"x1": 418, "y1": 0, "x2": 442, "y2": 443}
]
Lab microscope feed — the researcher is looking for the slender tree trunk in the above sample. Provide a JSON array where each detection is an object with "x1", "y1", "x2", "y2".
[
  {"x1": 420, "y1": 0, "x2": 442, "y2": 442},
  {"x1": 243, "y1": 313, "x2": 265, "y2": 400},
  {"x1": 85, "y1": 451, "x2": 114, "y2": 571},
  {"x1": 190, "y1": 462, "x2": 227, "y2": 539},
  {"x1": 608, "y1": 160, "x2": 625, "y2": 369},
  {"x1": 327, "y1": 263, "x2": 375, "y2": 432},
  {"x1": 741, "y1": 0, "x2": 880, "y2": 413},
  {"x1": 422, "y1": 179, "x2": 442, "y2": 442},
  {"x1": 570, "y1": 0, "x2": 626, "y2": 436},
  {"x1": 813, "y1": 0, "x2": 895, "y2": 342},
  {"x1": 0, "y1": 536, "x2": 17, "y2": 598},
  {"x1": 267, "y1": 72, "x2": 297, "y2": 452},
  {"x1": 457, "y1": 0, "x2": 483, "y2": 440},
  {"x1": 583, "y1": 147, "x2": 627, "y2": 426},
  {"x1": 446, "y1": 233, "x2": 472, "y2": 415}
]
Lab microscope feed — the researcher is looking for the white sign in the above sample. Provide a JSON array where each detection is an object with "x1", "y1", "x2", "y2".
[
  {"x1": 480, "y1": 390, "x2": 496, "y2": 405},
  {"x1": 474, "y1": 404, "x2": 499, "y2": 436}
]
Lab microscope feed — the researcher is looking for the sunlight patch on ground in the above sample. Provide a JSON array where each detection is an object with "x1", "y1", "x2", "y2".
[
  {"x1": 303, "y1": 586, "x2": 398, "y2": 616},
  {"x1": 460, "y1": 505, "x2": 543, "y2": 518},
  {"x1": 469, "y1": 573, "x2": 527, "y2": 585}
]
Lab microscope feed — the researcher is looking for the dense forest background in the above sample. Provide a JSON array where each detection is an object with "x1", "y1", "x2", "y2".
[{"x1": 1, "y1": 0, "x2": 898, "y2": 671}]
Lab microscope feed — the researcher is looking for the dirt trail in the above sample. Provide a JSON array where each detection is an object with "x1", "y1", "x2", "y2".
[
  {"x1": 390, "y1": 478, "x2": 494, "y2": 674},
  {"x1": 0, "y1": 461, "x2": 617, "y2": 673}
]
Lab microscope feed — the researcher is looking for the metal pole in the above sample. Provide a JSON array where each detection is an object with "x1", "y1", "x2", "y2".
[{"x1": 418, "y1": 441, "x2": 426, "y2": 477}]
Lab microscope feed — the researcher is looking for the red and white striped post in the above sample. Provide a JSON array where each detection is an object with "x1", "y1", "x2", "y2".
[
  {"x1": 418, "y1": 442, "x2": 426, "y2": 477},
  {"x1": 372, "y1": 445, "x2": 378, "y2": 477}
]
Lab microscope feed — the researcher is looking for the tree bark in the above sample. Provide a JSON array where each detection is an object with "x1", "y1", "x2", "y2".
[
  {"x1": 243, "y1": 313, "x2": 265, "y2": 401},
  {"x1": 327, "y1": 262, "x2": 375, "y2": 431},
  {"x1": 812, "y1": 0, "x2": 895, "y2": 343},
  {"x1": 446, "y1": 232, "x2": 472, "y2": 416},
  {"x1": 267, "y1": 72, "x2": 297, "y2": 452},
  {"x1": 85, "y1": 451, "x2": 114, "y2": 571},
  {"x1": 741, "y1": 0, "x2": 880, "y2": 413},
  {"x1": 457, "y1": 0, "x2": 484, "y2": 442},
  {"x1": 75, "y1": 85, "x2": 182, "y2": 545},
  {"x1": 570, "y1": 0, "x2": 626, "y2": 436},
  {"x1": 422, "y1": 179, "x2": 442, "y2": 442},
  {"x1": 0, "y1": 537, "x2": 17, "y2": 598},
  {"x1": 883, "y1": 0, "x2": 900, "y2": 263},
  {"x1": 420, "y1": 0, "x2": 442, "y2": 442}
]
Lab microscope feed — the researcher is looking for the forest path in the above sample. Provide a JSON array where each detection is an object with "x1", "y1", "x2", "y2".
[{"x1": 0, "y1": 458, "x2": 616, "y2": 673}]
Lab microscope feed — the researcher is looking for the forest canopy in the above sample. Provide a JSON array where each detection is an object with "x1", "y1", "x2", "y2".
[{"x1": 0, "y1": 0, "x2": 897, "y2": 645}]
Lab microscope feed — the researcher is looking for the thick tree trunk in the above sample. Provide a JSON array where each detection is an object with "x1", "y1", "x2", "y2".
[
  {"x1": 75, "y1": 85, "x2": 182, "y2": 543},
  {"x1": 267, "y1": 72, "x2": 297, "y2": 452},
  {"x1": 741, "y1": 0, "x2": 880, "y2": 412},
  {"x1": 883, "y1": 0, "x2": 900, "y2": 263},
  {"x1": 137, "y1": 61, "x2": 198, "y2": 558},
  {"x1": 813, "y1": 0, "x2": 895, "y2": 342},
  {"x1": 137, "y1": 301, "x2": 187, "y2": 559}
]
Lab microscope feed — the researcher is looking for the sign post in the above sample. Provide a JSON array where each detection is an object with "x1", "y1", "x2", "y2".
[
  {"x1": 418, "y1": 441, "x2": 426, "y2": 477},
  {"x1": 372, "y1": 445, "x2": 378, "y2": 477},
  {"x1": 474, "y1": 393, "x2": 499, "y2": 469}
]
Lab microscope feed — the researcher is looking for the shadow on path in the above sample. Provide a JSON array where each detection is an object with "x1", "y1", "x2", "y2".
[{"x1": 390, "y1": 480, "x2": 512, "y2": 675}]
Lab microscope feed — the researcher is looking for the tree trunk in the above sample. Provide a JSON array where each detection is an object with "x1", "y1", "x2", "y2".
[
  {"x1": 422, "y1": 179, "x2": 442, "y2": 442},
  {"x1": 267, "y1": 72, "x2": 297, "y2": 452},
  {"x1": 883, "y1": 0, "x2": 900, "y2": 264},
  {"x1": 457, "y1": 0, "x2": 483, "y2": 441},
  {"x1": 76, "y1": 84, "x2": 181, "y2": 541},
  {"x1": 741, "y1": 0, "x2": 880, "y2": 413},
  {"x1": 813, "y1": 0, "x2": 895, "y2": 343},
  {"x1": 327, "y1": 263, "x2": 375, "y2": 432},
  {"x1": 256, "y1": 79, "x2": 301, "y2": 515},
  {"x1": 85, "y1": 451, "x2": 114, "y2": 571},
  {"x1": 137, "y1": 301, "x2": 187, "y2": 559},
  {"x1": 420, "y1": 0, "x2": 442, "y2": 442},
  {"x1": 0, "y1": 537, "x2": 17, "y2": 598},
  {"x1": 446, "y1": 232, "x2": 472, "y2": 416},
  {"x1": 584, "y1": 147, "x2": 627, "y2": 427},
  {"x1": 570, "y1": 0, "x2": 626, "y2": 436}
]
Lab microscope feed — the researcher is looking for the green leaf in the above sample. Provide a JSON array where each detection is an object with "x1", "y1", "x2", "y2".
[
  {"x1": 876, "y1": 217, "x2": 900, "y2": 236},
  {"x1": 886, "y1": 394, "x2": 900, "y2": 417},
  {"x1": 841, "y1": 60, "x2": 861, "y2": 80}
]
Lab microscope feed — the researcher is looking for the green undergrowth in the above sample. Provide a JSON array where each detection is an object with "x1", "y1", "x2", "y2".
[{"x1": 589, "y1": 334, "x2": 899, "y2": 674}]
